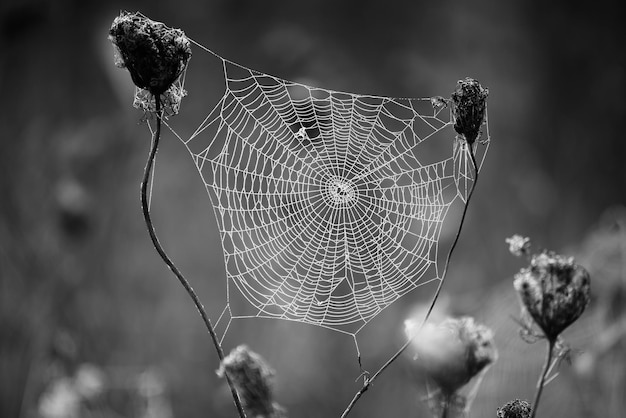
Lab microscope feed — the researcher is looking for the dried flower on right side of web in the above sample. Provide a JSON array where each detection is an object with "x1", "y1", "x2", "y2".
[
  {"x1": 451, "y1": 78, "x2": 489, "y2": 145},
  {"x1": 513, "y1": 250, "x2": 591, "y2": 342},
  {"x1": 217, "y1": 345, "x2": 286, "y2": 418},
  {"x1": 497, "y1": 399, "x2": 532, "y2": 418}
]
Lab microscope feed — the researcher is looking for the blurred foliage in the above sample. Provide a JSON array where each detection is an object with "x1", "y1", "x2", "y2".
[{"x1": 1, "y1": 0, "x2": 624, "y2": 417}]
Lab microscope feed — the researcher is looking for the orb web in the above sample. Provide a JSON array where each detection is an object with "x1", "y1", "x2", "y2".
[{"x1": 160, "y1": 42, "x2": 490, "y2": 339}]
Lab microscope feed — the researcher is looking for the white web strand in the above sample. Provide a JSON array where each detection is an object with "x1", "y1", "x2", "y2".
[{"x1": 159, "y1": 40, "x2": 489, "y2": 338}]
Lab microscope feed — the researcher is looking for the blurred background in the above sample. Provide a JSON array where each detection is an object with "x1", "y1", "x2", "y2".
[{"x1": 1, "y1": 0, "x2": 624, "y2": 417}]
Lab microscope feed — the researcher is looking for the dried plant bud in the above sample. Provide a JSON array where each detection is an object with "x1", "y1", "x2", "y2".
[
  {"x1": 109, "y1": 12, "x2": 191, "y2": 96},
  {"x1": 451, "y1": 78, "x2": 489, "y2": 145},
  {"x1": 506, "y1": 234, "x2": 531, "y2": 257},
  {"x1": 497, "y1": 399, "x2": 532, "y2": 418},
  {"x1": 411, "y1": 317, "x2": 498, "y2": 396},
  {"x1": 217, "y1": 345, "x2": 286, "y2": 418},
  {"x1": 514, "y1": 251, "x2": 591, "y2": 341}
]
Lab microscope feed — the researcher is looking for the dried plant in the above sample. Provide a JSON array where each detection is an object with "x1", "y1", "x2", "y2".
[
  {"x1": 406, "y1": 316, "x2": 497, "y2": 418},
  {"x1": 218, "y1": 346, "x2": 286, "y2": 418},
  {"x1": 507, "y1": 236, "x2": 591, "y2": 418},
  {"x1": 497, "y1": 399, "x2": 532, "y2": 418}
]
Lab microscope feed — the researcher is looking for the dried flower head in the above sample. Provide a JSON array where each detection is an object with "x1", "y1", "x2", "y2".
[
  {"x1": 109, "y1": 12, "x2": 191, "y2": 95},
  {"x1": 217, "y1": 345, "x2": 285, "y2": 418},
  {"x1": 497, "y1": 399, "x2": 532, "y2": 418},
  {"x1": 506, "y1": 234, "x2": 531, "y2": 257},
  {"x1": 74, "y1": 363, "x2": 105, "y2": 400},
  {"x1": 514, "y1": 251, "x2": 591, "y2": 341},
  {"x1": 411, "y1": 316, "x2": 498, "y2": 396},
  {"x1": 109, "y1": 12, "x2": 191, "y2": 115},
  {"x1": 451, "y1": 78, "x2": 489, "y2": 145}
]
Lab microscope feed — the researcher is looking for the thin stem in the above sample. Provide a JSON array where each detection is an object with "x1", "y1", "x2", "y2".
[
  {"x1": 340, "y1": 143, "x2": 480, "y2": 418},
  {"x1": 423, "y1": 145, "x2": 479, "y2": 325},
  {"x1": 530, "y1": 339, "x2": 555, "y2": 418},
  {"x1": 441, "y1": 396, "x2": 449, "y2": 418},
  {"x1": 140, "y1": 96, "x2": 247, "y2": 418}
]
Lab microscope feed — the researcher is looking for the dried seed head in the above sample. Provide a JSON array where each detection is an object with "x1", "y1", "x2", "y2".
[
  {"x1": 513, "y1": 251, "x2": 591, "y2": 341},
  {"x1": 505, "y1": 234, "x2": 531, "y2": 257},
  {"x1": 109, "y1": 12, "x2": 191, "y2": 96},
  {"x1": 451, "y1": 78, "x2": 489, "y2": 145},
  {"x1": 217, "y1": 345, "x2": 285, "y2": 418},
  {"x1": 412, "y1": 317, "x2": 498, "y2": 396},
  {"x1": 496, "y1": 399, "x2": 532, "y2": 418}
]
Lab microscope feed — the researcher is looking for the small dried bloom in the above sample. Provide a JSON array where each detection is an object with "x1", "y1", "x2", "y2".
[
  {"x1": 74, "y1": 363, "x2": 105, "y2": 400},
  {"x1": 505, "y1": 234, "x2": 531, "y2": 257},
  {"x1": 451, "y1": 78, "x2": 489, "y2": 145},
  {"x1": 496, "y1": 399, "x2": 532, "y2": 418},
  {"x1": 411, "y1": 317, "x2": 498, "y2": 396},
  {"x1": 217, "y1": 345, "x2": 285, "y2": 418},
  {"x1": 514, "y1": 251, "x2": 591, "y2": 341}
]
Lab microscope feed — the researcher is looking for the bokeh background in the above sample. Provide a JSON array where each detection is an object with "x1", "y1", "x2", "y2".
[{"x1": 1, "y1": 0, "x2": 625, "y2": 417}]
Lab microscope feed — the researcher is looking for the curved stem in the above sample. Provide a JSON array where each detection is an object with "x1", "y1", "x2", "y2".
[
  {"x1": 530, "y1": 339, "x2": 555, "y2": 418},
  {"x1": 422, "y1": 145, "x2": 479, "y2": 325},
  {"x1": 340, "y1": 143, "x2": 480, "y2": 418},
  {"x1": 140, "y1": 96, "x2": 247, "y2": 418}
]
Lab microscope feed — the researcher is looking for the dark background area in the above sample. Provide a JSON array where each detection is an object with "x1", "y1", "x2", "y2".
[{"x1": 1, "y1": 0, "x2": 624, "y2": 417}]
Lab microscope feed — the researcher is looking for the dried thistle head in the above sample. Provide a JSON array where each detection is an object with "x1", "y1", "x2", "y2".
[
  {"x1": 451, "y1": 78, "x2": 489, "y2": 145},
  {"x1": 109, "y1": 12, "x2": 191, "y2": 95},
  {"x1": 497, "y1": 399, "x2": 532, "y2": 418},
  {"x1": 217, "y1": 345, "x2": 285, "y2": 418},
  {"x1": 513, "y1": 251, "x2": 591, "y2": 341},
  {"x1": 412, "y1": 317, "x2": 498, "y2": 396}
]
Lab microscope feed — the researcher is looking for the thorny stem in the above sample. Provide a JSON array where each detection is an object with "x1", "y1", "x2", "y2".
[
  {"x1": 340, "y1": 144, "x2": 480, "y2": 418},
  {"x1": 140, "y1": 97, "x2": 247, "y2": 418},
  {"x1": 530, "y1": 339, "x2": 555, "y2": 418}
]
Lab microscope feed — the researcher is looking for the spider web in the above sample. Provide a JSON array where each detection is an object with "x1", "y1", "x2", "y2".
[{"x1": 158, "y1": 42, "x2": 490, "y2": 339}]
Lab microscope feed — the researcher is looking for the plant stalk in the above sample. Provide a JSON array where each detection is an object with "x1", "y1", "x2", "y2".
[
  {"x1": 140, "y1": 96, "x2": 247, "y2": 418},
  {"x1": 441, "y1": 395, "x2": 449, "y2": 418},
  {"x1": 530, "y1": 339, "x2": 555, "y2": 418}
]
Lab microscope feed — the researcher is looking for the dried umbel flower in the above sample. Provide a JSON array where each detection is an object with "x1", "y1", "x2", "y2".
[
  {"x1": 217, "y1": 345, "x2": 286, "y2": 418},
  {"x1": 514, "y1": 251, "x2": 591, "y2": 341},
  {"x1": 411, "y1": 317, "x2": 498, "y2": 396},
  {"x1": 451, "y1": 78, "x2": 489, "y2": 145},
  {"x1": 109, "y1": 12, "x2": 191, "y2": 96},
  {"x1": 505, "y1": 234, "x2": 531, "y2": 257},
  {"x1": 497, "y1": 399, "x2": 532, "y2": 418}
]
